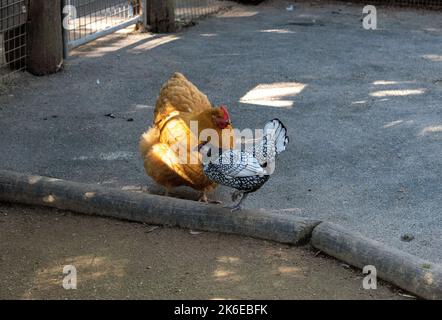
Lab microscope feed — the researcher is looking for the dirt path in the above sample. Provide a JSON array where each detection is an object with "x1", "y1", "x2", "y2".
[{"x1": 0, "y1": 203, "x2": 407, "y2": 299}]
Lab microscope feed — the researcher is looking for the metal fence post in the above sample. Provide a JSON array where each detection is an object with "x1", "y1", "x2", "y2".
[
  {"x1": 27, "y1": 0, "x2": 64, "y2": 75},
  {"x1": 61, "y1": 0, "x2": 69, "y2": 59}
]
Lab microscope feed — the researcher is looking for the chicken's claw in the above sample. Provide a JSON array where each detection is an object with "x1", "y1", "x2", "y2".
[
  {"x1": 199, "y1": 192, "x2": 222, "y2": 204},
  {"x1": 224, "y1": 203, "x2": 242, "y2": 212}
]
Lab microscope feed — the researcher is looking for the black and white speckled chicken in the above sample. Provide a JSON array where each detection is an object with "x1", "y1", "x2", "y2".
[{"x1": 199, "y1": 119, "x2": 289, "y2": 211}]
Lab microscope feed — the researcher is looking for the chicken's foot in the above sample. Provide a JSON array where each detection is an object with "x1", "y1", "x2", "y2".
[{"x1": 199, "y1": 192, "x2": 222, "y2": 204}]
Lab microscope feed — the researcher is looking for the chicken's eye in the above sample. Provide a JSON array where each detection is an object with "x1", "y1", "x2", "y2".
[{"x1": 207, "y1": 148, "x2": 212, "y2": 158}]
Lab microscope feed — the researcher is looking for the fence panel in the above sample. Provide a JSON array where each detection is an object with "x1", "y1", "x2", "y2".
[
  {"x1": 0, "y1": 0, "x2": 28, "y2": 82},
  {"x1": 329, "y1": 0, "x2": 442, "y2": 9},
  {"x1": 174, "y1": 0, "x2": 226, "y2": 23},
  {"x1": 63, "y1": 0, "x2": 142, "y2": 54}
]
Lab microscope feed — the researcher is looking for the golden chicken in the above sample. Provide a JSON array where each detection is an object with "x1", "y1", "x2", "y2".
[{"x1": 139, "y1": 73, "x2": 233, "y2": 202}]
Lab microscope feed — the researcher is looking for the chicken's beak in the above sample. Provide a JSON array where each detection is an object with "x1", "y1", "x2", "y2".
[{"x1": 223, "y1": 120, "x2": 232, "y2": 129}]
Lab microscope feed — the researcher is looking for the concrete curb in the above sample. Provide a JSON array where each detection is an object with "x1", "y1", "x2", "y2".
[
  {"x1": 311, "y1": 222, "x2": 442, "y2": 300},
  {"x1": 0, "y1": 170, "x2": 441, "y2": 299},
  {"x1": 0, "y1": 170, "x2": 320, "y2": 245}
]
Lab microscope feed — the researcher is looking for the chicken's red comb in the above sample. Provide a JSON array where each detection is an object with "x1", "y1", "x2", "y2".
[{"x1": 220, "y1": 105, "x2": 229, "y2": 121}]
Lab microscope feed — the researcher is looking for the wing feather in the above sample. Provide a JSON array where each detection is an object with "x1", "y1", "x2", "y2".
[{"x1": 213, "y1": 150, "x2": 265, "y2": 177}]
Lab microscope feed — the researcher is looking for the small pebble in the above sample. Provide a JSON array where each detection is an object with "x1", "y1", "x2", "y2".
[{"x1": 401, "y1": 234, "x2": 415, "y2": 242}]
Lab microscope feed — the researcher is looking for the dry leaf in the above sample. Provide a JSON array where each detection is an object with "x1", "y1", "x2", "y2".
[{"x1": 145, "y1": 226, "x2": 160, "y2": 233}]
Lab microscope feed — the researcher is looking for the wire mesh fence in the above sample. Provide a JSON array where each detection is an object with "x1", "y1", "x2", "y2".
[
  {"x1": 0, "y1": 0, "x2": 27, "y2": 82},
  {"x1": 63, "y1": 0, "x2": 141, "y2": 51},
  {"x1": 174, "y1": 0, "x2": 226, "y2": 23},
  {"x1": 336, "y1": 0, "x2": 442, "y2": 9}
]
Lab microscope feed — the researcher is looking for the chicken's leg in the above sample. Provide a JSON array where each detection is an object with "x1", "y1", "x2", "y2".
[
  {"x1": 199, "y1": 191, "x2": 222, "y2": 204},
  {"x1": 231, "y1": 190, "x2": 242, "y2": 202},
  {"x1": 225, "y1": 192, "x2": 249, "y2": 212}
]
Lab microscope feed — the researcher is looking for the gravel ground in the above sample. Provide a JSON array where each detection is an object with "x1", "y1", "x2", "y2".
[{"x1": 0, "y1": 0, "x2": 441, "y2": 264}]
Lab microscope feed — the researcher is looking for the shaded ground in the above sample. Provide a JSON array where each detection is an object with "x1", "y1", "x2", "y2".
[
  {"x1": 0, "y1": 0, "x2": 441, "y2": 265},
  {"x1": 0, "y1": 203, "x2": 407, "y2": 299}
]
